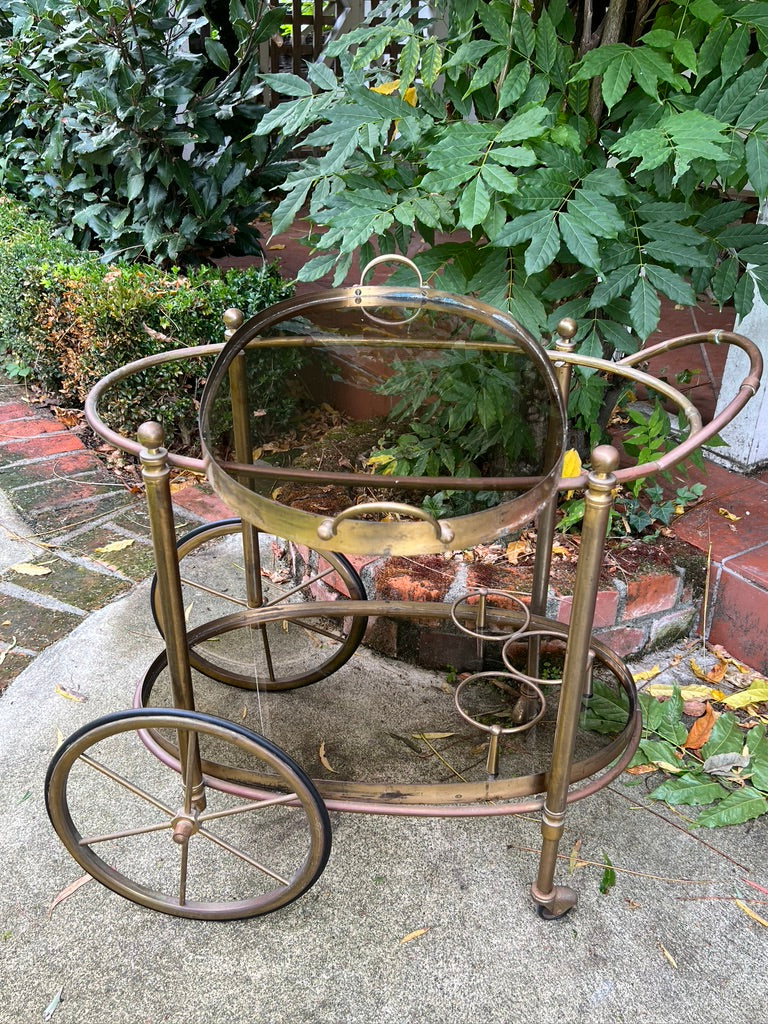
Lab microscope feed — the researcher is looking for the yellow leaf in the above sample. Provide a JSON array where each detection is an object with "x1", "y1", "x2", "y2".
[
  {"x1": 689, "y1": 657, "x2": 708, "y2": 680},
  {"x1": 54, "y1": 683, "x2": 87, "y2": 703},
  {"x1": 646, "y1": 683, "x2": 715, "y2": 701},
  {"x1": 10, "y1": 561, "x2": 52, "y2": 576},
  {"x1": 551, "y1": 544, "x2": 571, "y2": 558},
  {"x1": 717, "y1": 507, "x2": 741, "y2": 522},
  {"x1": 371, "y1": 79, "x2": 401, "y2": 95},
  {"x1": 399, "y1": 927, "x2": 430, "y2": 944},
  {"x1": 723, "y1": 684, "x2": 768, "y2": 709},
  {"x1": 93, "y1": 539, "x2": 134, "y2": 554},
  {"x1": 658, "y1": 942, "x2": 678, "y2": 969},
  {"x1": 413, "y1": 732, "x2": 454, "y2": 741},
  {"x1": 561, "y1": 448, "x2": 582, "y2": 499},
  {"x1": 506, "y1": 539, "x2": 529, "y2": 564},
  {"x1": 318, "y1": 741, "x2": 337, "y2": 773},
  {"x1": 734, "y1": 899, "x2": 768, "y2": 928},
  {"x1": 633, "y1": 664, "x2": 661, "y2": 683},
  {"x1": 403, "y1": 86, "x2": 417, "y2": 107},
  {"x1": 267, "y1": 244, "x2": 285, "y2": 250}
]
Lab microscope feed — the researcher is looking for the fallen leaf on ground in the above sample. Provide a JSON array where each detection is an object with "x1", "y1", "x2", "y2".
[
  {"x1": 48, "y1": 874, "x2": 92, "y2": 916},
  {"x1": 412, "y1": 732, "x2": 454, "y2": 741},
  {"x1": 718, "y1": 507, "x2": 741, "y2": 522},
  {"x1": 599, "y1": 854, "x2": 616, "y2": 895},
  {"x1": 0, "y1": 636, "x2": 17, "y2": 665},
  {"x1": 658, "y1": 942, "x2": 678, "y2": 968},
  {"x1": 626, "y1": 763, "x2": 658, "y2": 775},
  {"x1": 569, "y1": 839, "x2": 586, "y2": 875},
  {"x1": 646, "y1": 683, "x2": 715, "y2": 701},
  {"x1": 682, "y1": 700, "x2": 707, "y2": 718},
  {"x1": 734, "y1": 899, "x2": 768, "y2": 928},
  {"x1": 399, "y1": 927, "x2": 430, "y2": 944},
  {"x1": 93, "y1": 538, "x2": 135, "y2": 554},
  {"x1": 9, "y1": 561, "x2": 51, "y2": 576},
  {"x1": 683, "y1": 702, "x2": 716, "y2": 750},
  {"x1": 633, "y1": 665, "x2": 661, "y2": 683},
  {"x1": 723, "y1": 683, "x2": 768, "y2": 709},
  {"x1": 506, "y1": 540, "x2": 530, "y2": 564},
  {"x1": 318, "y1": 741, "x2": 337, "y2": 773},
  {"x1": 43, "y1": 986, "x2": 63, "y2": 1021},
  {"x1": 54, "y1": 683, "x2": 87, "y2": 703}
]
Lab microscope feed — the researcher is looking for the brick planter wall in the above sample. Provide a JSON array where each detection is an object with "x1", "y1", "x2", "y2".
[{"x1": 295, "y1": 543, "x2": 705, "y2": 672}]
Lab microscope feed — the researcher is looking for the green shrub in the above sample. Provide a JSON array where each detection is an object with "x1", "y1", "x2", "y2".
[
  {"x1": 0, "y1": 196, "x2": 297, "y2": 449},
  {"x1": 0, "y1": 0, "x2": 290, "y2": 264}
]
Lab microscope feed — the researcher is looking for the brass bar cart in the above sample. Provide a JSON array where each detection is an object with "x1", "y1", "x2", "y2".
[{"x1": 46, "y1": 258, "x2": 762, "y2": 921}]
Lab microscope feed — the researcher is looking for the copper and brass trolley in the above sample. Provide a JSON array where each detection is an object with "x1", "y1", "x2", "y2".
[{"x1": 45, "y1": 257, "x2": 762, "y2": 921}]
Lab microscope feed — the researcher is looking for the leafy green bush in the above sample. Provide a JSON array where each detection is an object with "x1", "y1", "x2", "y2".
[
  {"x1": 0, "y1": 196, "x2": 297, "y2": 447},
  {"x1": 0, "y1": 0, "x2": 290, "y2": 263},
  {"x1": 257, "y1": 0, "x2": 768, "y2": 457}
]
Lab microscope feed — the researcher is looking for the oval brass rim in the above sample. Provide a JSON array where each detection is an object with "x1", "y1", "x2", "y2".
[{"x1": 136, "y1": 602, "x2": 639, "y2": 811}]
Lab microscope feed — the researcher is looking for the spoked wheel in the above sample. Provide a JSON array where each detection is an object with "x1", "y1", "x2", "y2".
[
  {"x1": 151, "y1": 518, "x2": 368, "y2": 691},
  {"x1": 46, "y1": 709, "x2": 332, "y2": 920}
]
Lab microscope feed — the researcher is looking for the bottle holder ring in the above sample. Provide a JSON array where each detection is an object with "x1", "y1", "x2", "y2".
[
  {"x1": 501, "y1": 630, "x2": 595, "y2": 689},
  {"x1": 454, "y1": 671, "x2": 546, "y2": 736},
  {"x1": 450, "y1": 589, "x2": 531, "y2": 643}
]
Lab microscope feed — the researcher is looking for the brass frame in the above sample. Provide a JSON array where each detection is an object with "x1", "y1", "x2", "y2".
[{"x1": 64, "y1": 273, "x2": 763, "y2": 922}]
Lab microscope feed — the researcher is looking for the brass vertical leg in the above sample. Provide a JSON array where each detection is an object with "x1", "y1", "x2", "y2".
[
  {"x1": 530, "y1": 444, "x2": 618, "y2": 919},
  {"x1": 527, "y1": 318, "x2": 577, "y2": 683},
  {"x1": 139, "y1": 422, "x2": 205, "y2": 810}
]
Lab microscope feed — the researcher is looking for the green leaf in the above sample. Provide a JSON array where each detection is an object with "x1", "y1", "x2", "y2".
[
  {"x1": 398, "y1": 34, "x2": 420, "y2": 92},
  {"x1": 590, "y1": 265, "x2": 638, "y2": 307},
  {"x1": 259, "y1": 73, "x2": 314, "y2": 98},
  {"x1": 644, "y1": 265, "x2": 696, "y2": 306},
  {"x1": 733, "y1": 269, "x2": 756, "y2": 318},
  {"x1": 524, "y1": 217, "x2": 561, "y2": 274},
  {"x1": 567, "y1": 190, "x2": 624, "y2": 238},
  {"x1": 720, "y1": 23, "x2": 750, "y2": 80},
  {"x1": 491, "y1": 209, "x2": 552, "y2": 246},
  {"x1": 480, "y1": 164, "x2": 519, "y2": 195},
  {"x1": 599, "y1": 854, "x2": 616, "y2": 895},
  {"x1": 649, "y1": 773, "x2": 727, "y2": 806},
  {"x1": 629, "y1": 276, "x2": 661, "y2": 340},
  {"x1": 421, "y1": 39, "x2": 442, "y2": 88},
  {"x1": 601, "y1": 52, "x2": 633, "y2": 111},
  {"x1": 512, "y1": 11, "x2": 536, "y2": 58},
  {"x1": 296, "y1": 251, "x2": 338, "y2": 282},
  {"x1": 496, "y1": 107, "x2": 551, "y2": 143},
  {"x1": 638, "y1": 738, "x2": 684, "y2": 773},
  {"x1": 701, "y1": 712, "x2": 744, "y2": 760},
  {"x1": 535, "y1": 10, "x2": 558, "y2": 74},
  {"x1": 559, "y1": 212, "x2": 600, "y2": 269},
  {"x1": 204, "y1": 37, "x2": 230, "y2": 72},
  {"x1": 693, "y1": 788, "x2": 768, "y2": 828},
  {"x1": 305, "y1": 62, "x2": 338, "y2": 92},
  {"x1": 497, "y1": 63, "x2": 530, "y2": 113},
  {"x1": 459, "y1": 175, "x2": 491, "y2": 230},
  {"x1": 746, "y1": 135, "x2": 768, "y2": 199}
]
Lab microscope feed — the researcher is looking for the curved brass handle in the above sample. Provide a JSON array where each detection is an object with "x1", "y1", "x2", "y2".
[
  {"x1": 358, "y1": 254, "x2": 423, "y2": 289},
  {"x1": 317, "y1": 501, "x2": 454, "y2": 544}
]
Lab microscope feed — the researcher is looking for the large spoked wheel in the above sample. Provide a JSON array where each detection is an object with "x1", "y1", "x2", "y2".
[
  {"x1": 46, "y1": 709, "x2": 332, "y2": 920},
  {"x1": 151, "y1": 518, "x2": 368, "y2": 691}
]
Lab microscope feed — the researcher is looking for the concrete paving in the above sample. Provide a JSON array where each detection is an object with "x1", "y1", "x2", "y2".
[{"x1": 1, "y1": 575, "x2": 766, "y2": 1024}]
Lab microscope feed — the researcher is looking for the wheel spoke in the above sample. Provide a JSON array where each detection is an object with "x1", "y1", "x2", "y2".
[
  {"x1": 196, "y1": 824, "x2": 290, "y2": 885},
  {"x1": 179, "y1": 576, "x2": 248, "y2": 608},
  {"x1": 262, "y1": 563, "x2": 337, "y2": 607},
  {"x1": 178, "y1": 840, "x2": 189, "y2": 907},
  {"x1": 79, "y1": 753, "x2": 176, "y2": 817},
  {"x1": 79, "y1": 819, "x2": 174, "y2": 846},
  {"x1": 198, "y1": 791, "x2": 298, "y2": 824}
]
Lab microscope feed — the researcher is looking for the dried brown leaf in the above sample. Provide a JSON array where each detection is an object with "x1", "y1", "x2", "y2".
[
  {"x1": 626, "y1": 764, "x2": 658, "y2": 775},
  {"x1": 706, "y1": 658, "x2": 727, "y2": 684},
  {"x1": 399, "y1": 927, "x2": 430, "y2": 944},
  {"x1": 48, "y1": 874, "x2": 92, "y2": 916},
  {"x1": 683, "y1": 702, "x2": 716, "y2": 751},
  {"x1": 318, "y1": 741, "x2": 337, "y2": 773},
  {"x1": 412, "y1": 732, "x2": 454, "y2": 741}
]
